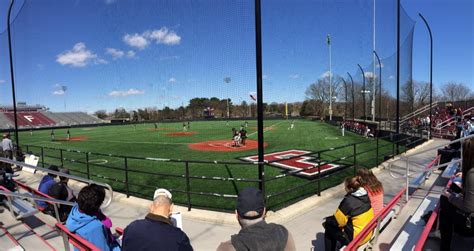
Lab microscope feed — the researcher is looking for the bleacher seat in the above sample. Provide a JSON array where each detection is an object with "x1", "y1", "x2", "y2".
[{"x1": 441, "y1": 158, "x2": 460, "y2": 178}]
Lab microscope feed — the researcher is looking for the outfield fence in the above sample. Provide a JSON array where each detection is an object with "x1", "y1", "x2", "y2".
[{"x1": 21, "y1": 130, "x2": 424, "y2": 211}]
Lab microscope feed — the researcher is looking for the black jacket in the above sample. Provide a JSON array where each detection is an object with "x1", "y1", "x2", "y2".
[{"x1": 122, "y1": 213, "x2": 193, "y2": 251}]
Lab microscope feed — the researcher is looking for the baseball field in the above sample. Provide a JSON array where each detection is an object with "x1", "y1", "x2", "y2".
[{"x1": 17, "y1": 119, "x2": 403, "y2": 211}]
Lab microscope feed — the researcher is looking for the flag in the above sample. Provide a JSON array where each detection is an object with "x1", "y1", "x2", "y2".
[{"x1": 326, "y1": 34, "x2": 331, "y2": 45}]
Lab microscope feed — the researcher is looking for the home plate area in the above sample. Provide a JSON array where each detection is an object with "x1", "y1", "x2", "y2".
[{"x1": 241, "y1": 150, "x2": 340, "y2": 179}]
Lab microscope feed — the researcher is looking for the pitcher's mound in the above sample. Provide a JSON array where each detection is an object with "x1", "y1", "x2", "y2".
[
  {"x1": 188, "y1": 139, "x2": 267, "y2": 152},
  {"x1": 166, "y1": 131, "x2": 197, "y2": 137},
  {"x1": 54, "y1": 136, "x2": 88, "y2": 142}
]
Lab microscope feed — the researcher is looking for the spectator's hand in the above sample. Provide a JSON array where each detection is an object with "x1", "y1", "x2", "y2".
[
  {"x1": 443, "y1": 189, "x2": 452, "y2": 198},
  {"x1": 455, "y1": 172, "x2": 462, "y2": 177}
]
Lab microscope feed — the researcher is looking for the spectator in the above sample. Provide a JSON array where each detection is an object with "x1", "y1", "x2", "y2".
[
  {"x1": 439, "y1": 138, "x2": 474, "y2": 250},
  {"x1": 1, "y1": 133, "x2": 13, "y2": 160},
  {"x1": 323, "y1": 176, "x2": 374, "y2": 251},
  {"x1": 217, "y1": 187, "x2": 295, "y2": 251},
  {"x1": 122, "y1": 188, "x2": 192, "y2": 251},
  {"x1": 48, "y1": 168, "x2": 76, "y2": 221},
  {"x1": 357, "y1": 168, "x2": 384, "y2": 215},
  {"x1": 37, "y1": 165, "x2": 59, "y2": 210},
  {"x1": 66, "y1": 184, "x2": 120, "y2": 251}
]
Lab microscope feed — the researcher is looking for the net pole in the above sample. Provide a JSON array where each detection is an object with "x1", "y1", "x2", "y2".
[
  {"x1": 396, "y1": 0, "x2": 401, "y2": 154},
  {"x1": 418, "y1": 13, "x2": 433, "y2": 140},
  {"x1": 372, "y1": 0, "x2": 376, "y2": 122},
  {"x1": 347, "y1": 72, "x2": 355, "y2": 120},
  {"x1": 357, "y1": 64, "x2": 366, "y2": 121},
  {"x1": 7, "y1": 0, "x2": 20, "y2": 148},
  {"x1": 374, "y1": 50, "x2": 382, "y2": 126},
  {"x1": 254, "y1": 0, "x2": 265, "y2": 195}
]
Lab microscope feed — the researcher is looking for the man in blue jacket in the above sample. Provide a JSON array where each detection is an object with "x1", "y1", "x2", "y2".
[
  {"x1": 66, "y1": 184, "x2": 120, "y2": 251},
  {"x1": 122, "y1": 188, "x2": 193, "y2": 251},
  {"x1": 37, "y1": 165, "x2": 59, "y2": 209}
]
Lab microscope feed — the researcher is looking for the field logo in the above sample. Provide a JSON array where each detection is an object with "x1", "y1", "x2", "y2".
[
  {"x1": 24, "y1": 115, "x2": 35, "y2": 122},
  {"x1": 241, "y1": 150, "x2": 339, "y2": 178}
]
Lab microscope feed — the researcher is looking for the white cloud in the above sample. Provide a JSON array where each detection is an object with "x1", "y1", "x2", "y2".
[
  {"x1": 106, "y1": 48, "x2": 136, "y2": 59},
  {"x1": 53, "y1": 90, "x2": 65, "y2": 96},
  {"x1": 263, "y1": 75, "x2": 268, "y2": 80},
  {"x1": 56, "y1": 42, "x2": 105, "y2": 67},
  {"x1": 376, "y1": 62, "x2": 384, "y2": 68},
  {"x1": 168, "y1": 77, "x2": 177, "y2": 83},
  {"x1": 146, "y1": 27, "x2": 181, "y2": 45},
  {"x1": 108, "y1": 88, "x2": 145, "y2": 97},
  {"x1": 289, "y1": 74, "x2": 299, "y2": 79},
  {"x1": 126, "y1": 50, "x2": 136, "y2": 58},
  {"x1": 106, "y1": 48, "x2": 125, "y2": 59},
  {"x1": 123, "y1": 27, "x2": 181, "y2": 49},
  {"x1": 320, "y1": 71, "x2": 333, "y2": 78},
  {"x1": 388, "y1": 75, "x2": 395, "y2": 79},
  {"x1": 123, "y1": 34, "x2": 149, "y2": 50},
  {"x1": 0, "y1": 80, "x2": 5, "y2": 84}
]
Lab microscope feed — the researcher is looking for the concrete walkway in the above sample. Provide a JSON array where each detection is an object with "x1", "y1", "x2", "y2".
[{"x1": 11, "y1": 138, "x2": 448, "y2": 251}]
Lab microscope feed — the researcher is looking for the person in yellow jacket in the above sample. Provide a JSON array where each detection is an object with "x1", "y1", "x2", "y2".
[{"x1": 323, "y1": 176, "x2": 374, "y2": 251}]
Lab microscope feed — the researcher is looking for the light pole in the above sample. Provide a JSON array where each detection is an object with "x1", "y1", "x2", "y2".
[
  {"x1": 358, "y1": 64, "x2": 366, "y2": 120},
  {"x1": 327, "y1": 34, "x2": 332, "y2": 120},
  {"x1": 347, "y1": 72, "x2": 355, "y2": 120},
  {"x1": 419, "y1": 13, "x2": 433, "y2": 139}
]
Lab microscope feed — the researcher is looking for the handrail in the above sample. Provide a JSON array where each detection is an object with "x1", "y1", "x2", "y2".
[
  {"x1": 414, "y1": 200, "x2": 439, "y2": 251},
  {"x1": 344, "y1": 187, "x2": 407, "y2": 250},
  {"x1": 0, "y1": 187, "x2": 75, "y2": 206},
  {"x1": 0, "y1": 157, "x2": 113, "y2": 208},
  {"x1": 400, "y1": 134, "x2": 473, "y2": 160},
  {"x1": 55, "y1": 223, "x2": 101, "y2": 251},
  {"x1": 401, "y1": 101, "x2": 439, "y2": 119}
]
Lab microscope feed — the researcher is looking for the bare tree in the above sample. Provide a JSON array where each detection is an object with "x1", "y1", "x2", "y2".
[{"x1": 440, "y1": 82, "x2": 472, "y2": 101}]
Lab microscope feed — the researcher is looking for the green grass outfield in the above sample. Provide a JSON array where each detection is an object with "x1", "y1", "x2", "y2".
[{"x1": 18, "y1": 119, "x2": 402, "y2": 211}]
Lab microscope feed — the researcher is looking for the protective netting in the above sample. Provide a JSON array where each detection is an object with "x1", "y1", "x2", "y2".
[{"x1": 0, "y1": 0, "x2": 418, "y2": 210}]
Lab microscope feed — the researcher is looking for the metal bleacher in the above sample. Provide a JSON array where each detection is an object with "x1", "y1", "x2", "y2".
[
  {"x1": 0, "y1": 158, "x2": 114, "y2": 251},
  {"x1": 41, "y1": 112, "x2": 103, "y2": 126},
  {"x1": 0, "y1": 113, "x2": 14, "y2": 129}
]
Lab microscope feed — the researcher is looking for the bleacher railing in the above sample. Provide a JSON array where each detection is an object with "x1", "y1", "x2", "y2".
[
  {"x1": 399, "y1": 133, "x2": 474, "y2": 203},
  {"x1": 20, "y1": 130, "x2": 424, "y2": 211}
]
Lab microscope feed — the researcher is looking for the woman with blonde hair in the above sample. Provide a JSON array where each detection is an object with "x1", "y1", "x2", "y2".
[{"x1": 357, "y1": 168, "x2": 384, "y2": 215}]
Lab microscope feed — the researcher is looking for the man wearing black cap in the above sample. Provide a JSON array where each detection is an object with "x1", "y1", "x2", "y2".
[{"x1": 217, "y1": 187, "x2": 296, "y2": 251}]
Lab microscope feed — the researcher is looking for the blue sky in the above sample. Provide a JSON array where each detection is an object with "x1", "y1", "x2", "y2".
[{"x1": 0, "y1": 0, "x2": 472, "y2": 113}]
